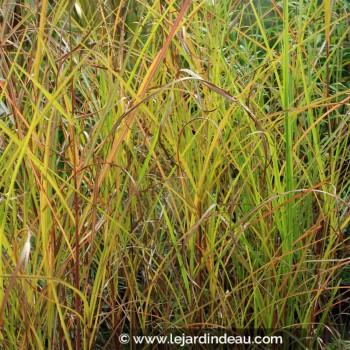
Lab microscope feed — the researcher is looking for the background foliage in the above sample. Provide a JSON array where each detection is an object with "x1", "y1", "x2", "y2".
[{"x1": 0, "y1": 0, "x2": 349, "y2": 348}]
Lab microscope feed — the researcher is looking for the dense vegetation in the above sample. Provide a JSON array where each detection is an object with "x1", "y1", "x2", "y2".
[{"x1": 0, "y1": 0, "x2": 349, "y2": 348}]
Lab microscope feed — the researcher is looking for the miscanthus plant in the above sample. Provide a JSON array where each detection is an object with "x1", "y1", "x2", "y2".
[{"x1": 0, "y1": 0, "x2": 349, "y2": 349}]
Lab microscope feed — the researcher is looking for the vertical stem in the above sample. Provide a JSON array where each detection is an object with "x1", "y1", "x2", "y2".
[
  {"x1": 69, "y1": 3, "x2": 81, "y2": 348},
  {"x1": 33, "y1": 0, "x2": 48, "y2": 96},
  {"x1": 73, "y1": 129, "x2": 81, "y2": 350},
  {"x1": 325, "y1": 0, "x2": 331, "y2": 100},
  {"x1": 196, "y1": 203, "x2": 204, "y2": 325},
  {"x1": 282, "y1": 0, "x2": 294, "y2": 256},
  {"x1": 324, "y1": 0, "x2": 333, "y2": 179}
]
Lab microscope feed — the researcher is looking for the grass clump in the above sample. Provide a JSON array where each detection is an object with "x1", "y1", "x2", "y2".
[{"x1": 0, "y1": 0, "x2": 350, "y2": 349}]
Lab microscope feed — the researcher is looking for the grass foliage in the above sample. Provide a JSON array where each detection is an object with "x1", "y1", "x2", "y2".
[{"x1": 0, "y1": 0, "x2": 350, "y2": 348}]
